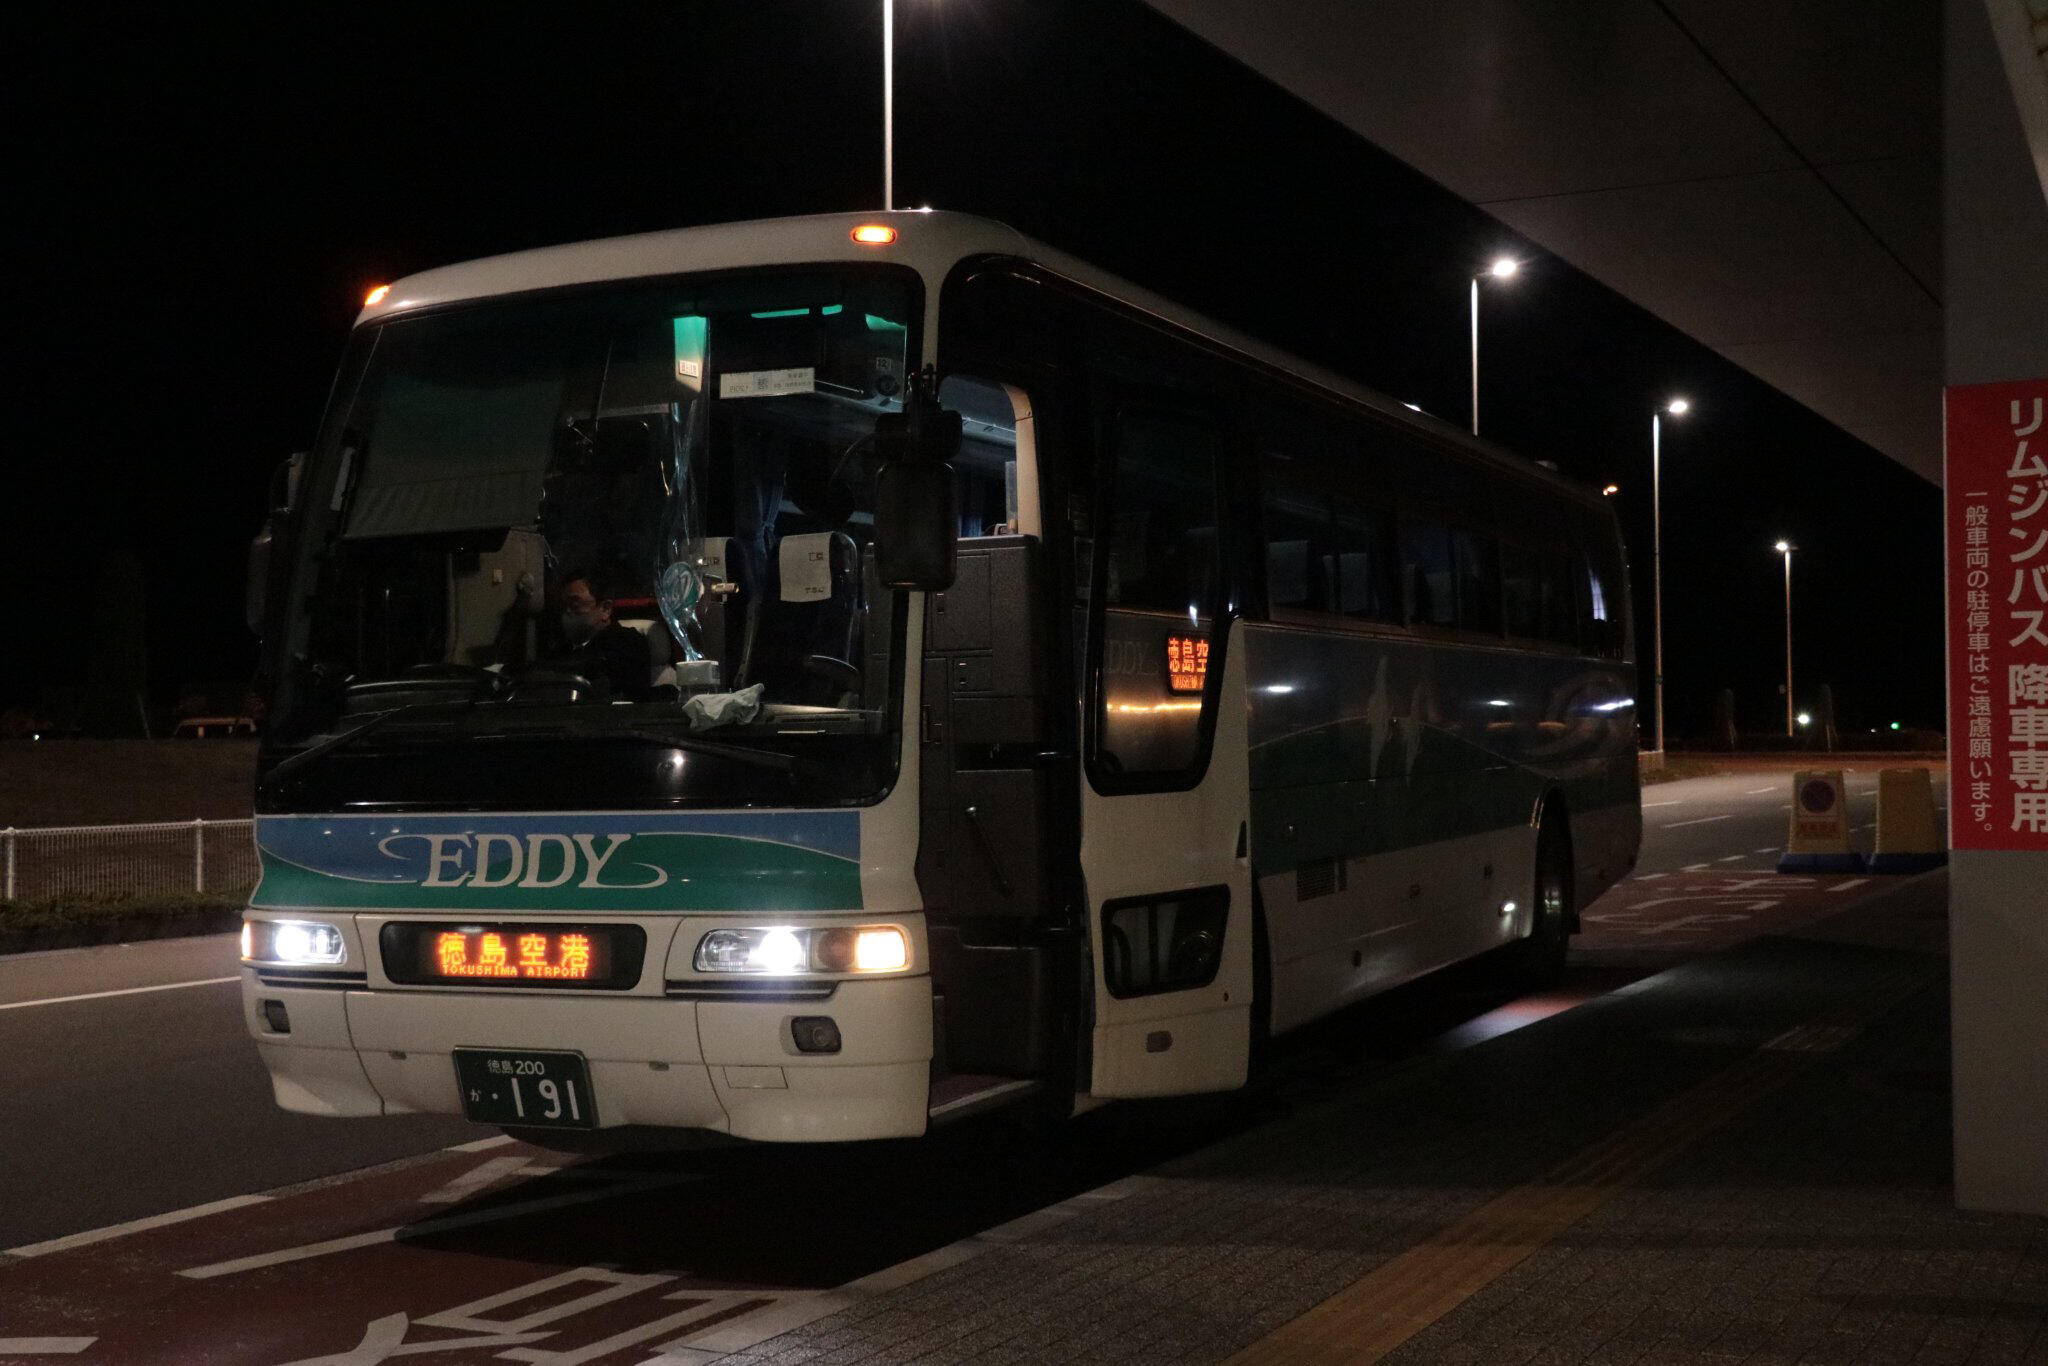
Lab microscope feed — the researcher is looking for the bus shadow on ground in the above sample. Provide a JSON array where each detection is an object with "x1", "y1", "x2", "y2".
[{"x1": 391, "y1": 948, "x2": 1549, "y2": 1287}]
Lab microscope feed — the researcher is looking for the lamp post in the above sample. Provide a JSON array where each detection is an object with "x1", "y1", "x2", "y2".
[
  {"x1": 1469, "y1": 257, "x2": 1519, "y2": 435},
  {"x1": 1775, "y1": 540, "x2": 1796, "y2": 738},
  {"x1": 883, "y1": 0, "x2": 895, "y2": 210},
  {"x1": 1651, "y1": 397, "x2": 1690, "y2": 755}
]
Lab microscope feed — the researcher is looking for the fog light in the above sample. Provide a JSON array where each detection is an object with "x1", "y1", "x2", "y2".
[
  {"x1": 261, "y1": 999, "x2": 291, "y2": 1034},
  {"x1": 791, "y1": 1017, "x2": 842, "y2": 1054}
]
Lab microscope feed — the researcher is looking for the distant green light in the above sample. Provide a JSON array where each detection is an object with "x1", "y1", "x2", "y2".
[{"x1": 1890, "y1": 721, "x2": 1901, "y2": 731}]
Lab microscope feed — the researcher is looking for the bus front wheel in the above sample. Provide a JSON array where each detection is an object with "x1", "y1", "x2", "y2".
[{"x1": 1516, "y1": 812, "x2": 1573, "y2": 988}]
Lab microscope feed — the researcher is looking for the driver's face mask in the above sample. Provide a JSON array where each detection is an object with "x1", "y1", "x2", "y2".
[{"x1": 560, "y1": 608, "x2": 598, "y2": 645}]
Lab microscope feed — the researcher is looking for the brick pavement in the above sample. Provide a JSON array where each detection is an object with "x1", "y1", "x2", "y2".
[{"x1": 673, "y1": 874, "x2": 2048, "y2": 1366}]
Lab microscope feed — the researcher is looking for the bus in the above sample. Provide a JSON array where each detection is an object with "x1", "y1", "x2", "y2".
[{"x1": 241, "y1": 210, "x2": 1640, "y2": 1144}]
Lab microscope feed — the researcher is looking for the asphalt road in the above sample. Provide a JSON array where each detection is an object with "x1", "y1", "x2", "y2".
[
  {"x1": 0, "y1": 761, "x2": 1943, "y2": 1362},
  {"x1": 0, "y1": 936, "x2": 479, "y2": 1249}
]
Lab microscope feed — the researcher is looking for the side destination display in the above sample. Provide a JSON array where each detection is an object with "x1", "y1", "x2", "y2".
[{"x1": 251, "y1": 811, "x2": 863, "y2": 912}]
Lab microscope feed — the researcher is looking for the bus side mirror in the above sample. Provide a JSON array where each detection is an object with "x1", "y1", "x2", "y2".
[
  {"x1": 247, "y1": 451, "x2": 306, "y2": 636},
  {"x1": 871, "y1": 384, "x2": 961, "y2": 592},
  {"x1": 874, "y1": 459, "x2": 957, "y2": 591},
  {"x1": 246, "y1": 522, "x2": 273, "y2": 635}
]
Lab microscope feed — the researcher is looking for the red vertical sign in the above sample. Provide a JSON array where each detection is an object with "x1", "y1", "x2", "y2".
[{"x1": 1946, "y1": 378, "x2": 2048, "y2": 850}]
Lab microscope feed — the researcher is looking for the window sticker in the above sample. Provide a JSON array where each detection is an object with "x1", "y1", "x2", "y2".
[
  {"x1": 719, "y1": 367, "x2": 815, "y2": 399},
  {"x1": 779, "y1": 532, "x2": 836, "y2": 602}
]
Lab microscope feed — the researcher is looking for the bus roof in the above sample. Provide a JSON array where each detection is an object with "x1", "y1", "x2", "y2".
[{"x1": 360, "y1": 209, "x2": 1604, "y2": 506}]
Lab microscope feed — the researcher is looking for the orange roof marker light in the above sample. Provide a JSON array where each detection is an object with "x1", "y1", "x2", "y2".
[
  {"x1": 850, "y1": 223, "x2": 898, "y2": 246},
  {"x1": 363, "y1": 284, "x2": 391, "y2": 307}
]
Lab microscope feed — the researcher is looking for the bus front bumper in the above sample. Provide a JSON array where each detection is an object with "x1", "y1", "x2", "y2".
[{"x1": 242, "y1": 974, "x2": 934, "y2": 1143}]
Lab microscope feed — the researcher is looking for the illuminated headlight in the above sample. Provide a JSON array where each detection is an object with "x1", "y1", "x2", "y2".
[
  {"x1": 243, "y1": 917, "x2": 347, "y2": 966},
  {"x1": 694, "y1": 926, "x2": 909, "y2": 975}
]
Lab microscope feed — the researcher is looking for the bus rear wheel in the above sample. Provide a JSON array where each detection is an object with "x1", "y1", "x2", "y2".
[{"x1": 1515, "y1": 814, "x2": 1573, "y2": 989}]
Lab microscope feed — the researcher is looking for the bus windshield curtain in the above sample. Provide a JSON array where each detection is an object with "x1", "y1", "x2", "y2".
[{"x1": 343, "y1": 371, "x2": 563, "y2": 539}]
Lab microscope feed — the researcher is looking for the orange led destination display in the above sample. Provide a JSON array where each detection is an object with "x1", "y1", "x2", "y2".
[
  {"x1": 428, "y1": 929, "x2": 608, "y2": 982},
  {"x1": 1165, "y1": 634, "x2": 1209, "y2": 693}
]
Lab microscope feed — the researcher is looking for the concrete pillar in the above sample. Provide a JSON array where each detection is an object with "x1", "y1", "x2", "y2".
[{"x1": 1946, "y1": 0, "x2": 2048, "y2": 1216}]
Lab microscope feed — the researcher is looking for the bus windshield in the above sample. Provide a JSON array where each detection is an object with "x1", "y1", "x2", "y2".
[{"x1": 262, "y1": 265, "x2": 921, "y2": 811}]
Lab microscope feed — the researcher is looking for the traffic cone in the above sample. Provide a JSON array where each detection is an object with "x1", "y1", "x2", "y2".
[
  {"x1": 1777, "y1": 769, "x2": 1863, "y2": 872},
  {"x1": 1865, "y1": 767, "x2": 1948, "y2": 873}
]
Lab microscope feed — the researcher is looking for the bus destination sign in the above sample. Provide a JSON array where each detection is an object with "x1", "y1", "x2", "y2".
[
  {"x1": 1165, "y1": 634, "x2": 1209, "y2": 693},
  {"x1": 380, "y1": 922, "x2": 644, "y2": 989}
]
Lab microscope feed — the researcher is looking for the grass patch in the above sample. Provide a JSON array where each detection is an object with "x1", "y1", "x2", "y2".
[
  {"x1": 0, "y1": 890, "x2": 247, "y2": 955},
  {"x1": 1642, "y1": 755, "x2": 1727, "y2": 785}
]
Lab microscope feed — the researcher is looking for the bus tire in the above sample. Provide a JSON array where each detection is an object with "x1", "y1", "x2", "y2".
[{"x1": 1516, "y1": 808, "x2": 1573, "y2": 989}]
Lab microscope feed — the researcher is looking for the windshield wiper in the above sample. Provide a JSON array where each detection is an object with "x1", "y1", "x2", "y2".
[
  {"x1": 262, "y1": 699, "x2": 478, "y2": 788},
  {"x1": 488, "y1": 726, "x2": 797, "y2": 773}
]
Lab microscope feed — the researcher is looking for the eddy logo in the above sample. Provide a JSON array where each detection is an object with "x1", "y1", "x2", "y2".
[{"x1": 377, "y1": 833, "x2": 667, "y2": 890}]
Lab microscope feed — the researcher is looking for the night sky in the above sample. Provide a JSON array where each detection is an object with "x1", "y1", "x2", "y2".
[{"x1": 10, "y1": 1, "x2": 1942, "y2": 740}]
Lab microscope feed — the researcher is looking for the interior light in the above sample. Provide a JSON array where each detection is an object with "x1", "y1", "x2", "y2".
[
  {"x1": 1602, "y1": 484, "x2": 1620, "y2": 497},
  {"x1": 1666, "y1": 397, "x2": 1691, "y2": 416},
  {"x1": 1797, "y1": 712, "x2": 1812, "y2": 727},
  {"x1": 1488, "y1": 257, "x2": 1519, "y2": 279},
  {"x1": 1774, "y1": 540, "x2": 1791, "y2": 553},
  {"x1": 854, "y1": 929, "x2": 909, "y2": 973},
  {"x1": 850, "y1": 224, "x2": 898, "y2": 246},
  {"x1": 363, "y1": 284, "x2": 391, "y2": 307}
]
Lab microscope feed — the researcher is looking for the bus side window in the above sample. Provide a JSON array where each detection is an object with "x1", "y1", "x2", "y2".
[
  {"x1": 1331, "y1": 499, "x2": 1399, "y2": 623},
  {"x1": 1401, "y1": 519, "x2": 1457, "y2": 628},
  {"x1": 1452, "y1": 529, "x2": 1502, "y2": 635},
  {"x1": 1261, "y1": 458, "x2": 1331, "y2": 615}
]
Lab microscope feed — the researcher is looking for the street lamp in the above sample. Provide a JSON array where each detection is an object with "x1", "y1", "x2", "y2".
[
  {"x1": 1602, "y1": 484, "x2": 1620, "y2": 497},
  {"x1": 1650, "y1": 397, "x2": 1691, "y2": 755},
  {"x1": 883, "y1": 0, "x2": 896, "y2": 210},
  {"x1": 1469, "y1": 256, "x2": 1520, "y2": 436},
  {"x1": 1775, "y1": 540, "x2": 1796, "y2": 737}
]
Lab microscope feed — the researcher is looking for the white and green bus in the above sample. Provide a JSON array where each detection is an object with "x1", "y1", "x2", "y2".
[{"x1": 242, "y1": 210, "x2": 1640, "y2": 1144}]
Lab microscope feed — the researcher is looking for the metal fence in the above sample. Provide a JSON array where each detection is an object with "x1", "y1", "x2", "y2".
[{"x1": 1, "y1": 819, "x2": 257, "y2": 903}]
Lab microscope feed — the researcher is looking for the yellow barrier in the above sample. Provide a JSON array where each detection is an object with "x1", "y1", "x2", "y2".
[
  {"x1": 1866, "y1": 767, "x2": 1948, "y2": 873},
  {"x1": 1777, "y1": 769, "x2": 1863, "y2": 873}
]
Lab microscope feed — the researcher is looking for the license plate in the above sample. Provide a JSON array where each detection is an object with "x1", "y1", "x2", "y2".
[{"x1": 453, "y1": 1049, "x2": 596, "y2": 1129}]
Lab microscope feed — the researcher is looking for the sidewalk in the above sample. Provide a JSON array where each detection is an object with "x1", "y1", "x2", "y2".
[{"x1": 676, "y1": 874, "x2": 2048, "y2": 1365}]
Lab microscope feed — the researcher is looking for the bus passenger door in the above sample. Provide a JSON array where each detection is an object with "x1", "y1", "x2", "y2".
[{"x1": 1079, "y1": 406, "x2": 1253, "y2": 1097}]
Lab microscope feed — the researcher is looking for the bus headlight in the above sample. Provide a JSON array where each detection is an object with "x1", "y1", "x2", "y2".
[
  {"x1": 694, "y1": 926, "x2": 909, "y2": 975},
  {"x1": 244, "y1": 918, "x2": 347, "y2": 966}
]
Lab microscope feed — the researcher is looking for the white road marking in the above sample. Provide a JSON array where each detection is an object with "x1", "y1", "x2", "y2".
[
  {"x1": 445, "y1": 1134, "x2": 517, "y2": 1154},
  {"x1": 1744, "y1": 786, "x2": 1777, "y2": 795},
  {"x1": 1717, "y1": 854, "x2": 1745, "y2": 862},
  {"x1": 1632, "y1": 872, "x2": 1668, "y2": 881},
  {"x1": 1664, "y1": 814, "x2": 1735, "y2": 829},
  {"x1": 1680, "y1": 862, "x2": 1712, "y2": 872},
  {"x1": 0, "y1": 1340, "x2": 96, "y2": 1356},
  {"x1": 1641, "y1": 800, "x2": 1683, "y2": 808},
  {"x1": 178, "y1": 1176, "x2": 692, "y2": 1280},
  {"x1": 0, "y1": 976, "x2": 239, "y2": 1013},
  {"x1": 1754, "y1": 846, "x2": 1779, "y2": 854},
  {"x1": 418, "y1": 1156, "x2": 533, "y2": 1205},
  {"x1": 929, "y1": 1078, "x2": 1037, "y2": 1119},
  {"x1": 1828, "y1": 878, "x2": 1871, "y2": 893},
  {"x1": 5, "y1": 1194, "x2": 272, "y2": 1258}
]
